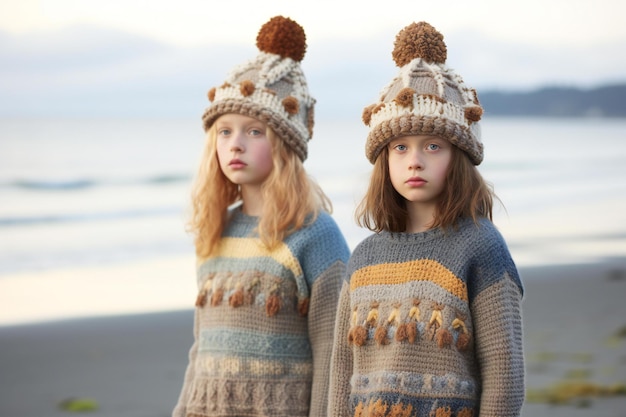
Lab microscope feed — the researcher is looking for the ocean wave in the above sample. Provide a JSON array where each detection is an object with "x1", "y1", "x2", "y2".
[
  {"x1": 0, "y1": 206, "x2": 183, "y2": 227},
  {"x1": 1, "y1": 174, "x2": 191, "y2": 191}
]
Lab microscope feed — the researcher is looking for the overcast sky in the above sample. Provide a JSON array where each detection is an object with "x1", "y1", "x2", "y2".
[{"x1": 2, "y1": 0, "x2": 625, "y2": 118}]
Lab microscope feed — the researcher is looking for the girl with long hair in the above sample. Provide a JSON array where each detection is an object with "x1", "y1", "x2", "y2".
[
  {"x1": 328, "y1": 22, "x2": 525, "y2": 417},
  {"x1": 173, "y1": 16, "x2": 349, "y2": 417}
]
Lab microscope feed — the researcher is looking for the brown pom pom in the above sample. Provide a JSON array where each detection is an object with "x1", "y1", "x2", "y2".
[
  {"x1": 395, "y1": 323, "x2": 408, "y2": 342},
  {"x1": 239, "y1": 80, "x2": 255, "y2": 97},
  {"x1": 362, "y1": 104, "x2": 376, "y2": 126},
  {"x1": 465, "y1": 105, "x2": 483, "y2": 122},
  {"x1": 211, "y1": 288, "x2": 224, "y2": 307},
  {"x1": 353, "y1": 325, "x2": 368, "y2": 346},
  {"x1": 374, "y1": 326, "x2": 390, "y2": 345},
  {"x1": 229, "y1": 286, "x2": 244, "y2": 307},
  {"x1": 282, "y1": 96, "x2": 299, "y2": 114},
  {"x1": 394, "y1": 87, "x2": 415, "y2": 108},
  {"x1": 297, "y1": 297, "x2": 309, "y2": 316},
  {"x1": 456, "y1": 332, "x2": 471, "y2": 351},
  {"x1": 392, "y1": 21, "x2": 447, "y2": 67},
  {"x1": 195, "y1": 290, "x2": 207, "y2": 308},
  {"x1": 407, "y1": 322, "x2": 418, "y2": 344},
  {"x1": 266, "y1": 294, "x2": 281, "y2": 316},
  {"x1": 435, "y1": 328, "x2": 453, "y2": 348},
  {"x1": 256, "y1": 16, "x2": 306, "y2": 61},
  {"x1": 207, "y1": 87, "x2": 216, "y2": 102}
]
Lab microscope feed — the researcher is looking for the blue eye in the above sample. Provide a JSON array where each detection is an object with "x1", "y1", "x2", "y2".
[
  {"x1": 427, "y1": 143, "x2": 440, "y2": 151},
  {"x1": 394, "y1": 144, "x2": 407, "y2": 151}
]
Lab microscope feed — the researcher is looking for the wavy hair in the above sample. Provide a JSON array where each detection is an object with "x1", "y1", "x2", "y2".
[
  {"x1": 188, "y1": 124, "x2": 332, "y2": 257},
  {"x1": 355, "y1": 145, "x2": 494, "y2": 233}
]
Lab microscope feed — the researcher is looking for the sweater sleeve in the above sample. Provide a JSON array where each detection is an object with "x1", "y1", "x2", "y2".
[
  {"x1": 327, "y1": 280, "x2": 353, "y2": 417},
  {"x1": 471, "y1": 273, "x2": 525, "y2": 417},
  {"x1": 307, "y1": 260, "x2": 346, "y2": 417},
  {"x1": 171, "y1": 307, "x2": 200, "y2": 417}
]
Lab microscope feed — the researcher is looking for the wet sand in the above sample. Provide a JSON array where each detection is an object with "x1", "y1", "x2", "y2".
[{"x1": 1, "y1": 259, "x2": 625, "y2": 417}]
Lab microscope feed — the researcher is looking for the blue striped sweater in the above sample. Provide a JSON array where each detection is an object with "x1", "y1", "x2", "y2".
[{"x1": 173, "y1": 208, "x2": 350, "y2": 417}]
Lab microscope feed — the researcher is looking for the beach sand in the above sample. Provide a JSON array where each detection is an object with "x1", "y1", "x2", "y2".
[{"x1": 1, "y1": 259, "x2": 625, "y2": 417}]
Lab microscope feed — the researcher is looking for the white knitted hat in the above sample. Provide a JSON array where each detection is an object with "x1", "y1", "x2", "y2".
[
  {"x1": 363, "y1": 21, "x2": 484, "y2": 165},
  {"x1": 202, "y1": 16, "x2": 315, "y2": 161}
]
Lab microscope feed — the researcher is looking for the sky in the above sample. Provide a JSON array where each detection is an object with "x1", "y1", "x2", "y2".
[{"x1": 1, "y1": 0, "x2": 625, "y2": 118}]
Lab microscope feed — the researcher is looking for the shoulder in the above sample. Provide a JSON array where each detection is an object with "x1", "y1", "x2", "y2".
[
  {"x1": 346, "y1": 232, "x2": 393, "y2": 277},
  {"x1": 457, "y1": 216, "x2": 501, "y2": 237},
  {"x1": 308, "y1": 211, "x2": 344, "y2": 236},
  {"x1": 455, "y1": 218, "x2": 524, "y2": 297},
  {"x1": 445, "y1": 217, "x2": 507, "y2": 254},
  {"x1": 292, "y1": 211, "x2": 348, "y2": 248},
  {"x1": 463, "y1": 217, "x2": 511, "y2": 256},
  {"x1": 286, "y1": 211, "x2": 350, "y2": 279}
]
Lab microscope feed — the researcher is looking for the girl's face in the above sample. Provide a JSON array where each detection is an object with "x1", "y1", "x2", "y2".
[
  {"x1": 388, "y1": 134, "x2": 452, "y2": 212},
  {"x1": 215, "y1": 113, "x2": 273, "y2": 189}
]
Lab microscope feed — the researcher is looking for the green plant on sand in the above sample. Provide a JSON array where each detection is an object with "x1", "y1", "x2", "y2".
[
  {"x1": 526, "y1": 381, "x2": 626, "y2": 407},
  {"x1": 58, "y1": 397, "x2": 99, "y2": 412}
]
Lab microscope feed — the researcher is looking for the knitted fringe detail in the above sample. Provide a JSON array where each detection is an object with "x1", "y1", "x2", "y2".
[
  {"x1": 185, "y1": 377, "x2": 310, "y2": 417},
  {"x1": 348, "y1": 299, "x2": 471, "y2": 350},
  {"x1": 195, "y1": 273, "x2": 309, "y2": 317}
]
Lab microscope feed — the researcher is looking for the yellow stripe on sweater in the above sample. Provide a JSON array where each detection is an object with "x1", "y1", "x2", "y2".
[
  {"x1": 198, "y1": 237, "x2": 302, "y2": 277},
  {"x1": 350, "y1": 259, "x2": 468, "y2": 301}
]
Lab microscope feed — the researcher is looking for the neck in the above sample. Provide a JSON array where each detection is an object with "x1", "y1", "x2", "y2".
[
  {"x1": 405, "y1": 201, "x2": 436, "y2": 233},
  {"x1": 240, "y1": 185, "x2": 264, "y2": 217}
]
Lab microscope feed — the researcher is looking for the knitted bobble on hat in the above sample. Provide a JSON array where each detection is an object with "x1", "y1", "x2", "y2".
[
  {"x1": 392, "y1": 21, "x2": 447, "y2": 67},
  {"x1": 256, "y1": 15, "x2": 307, "y2": 61}
]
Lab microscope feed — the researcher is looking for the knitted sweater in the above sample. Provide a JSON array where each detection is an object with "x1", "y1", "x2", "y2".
[
  {"x1": 328, "y1": 217, "x2": 524, "y2": 417},
  {"x1": 173, "y1": 209, "x2": 350, "y2": 417}
]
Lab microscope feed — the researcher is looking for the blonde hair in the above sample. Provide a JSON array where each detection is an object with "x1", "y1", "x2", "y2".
[
  {"x1": 188, "y1": 124, "x2": 332, "y2": 257},
  {"x1": 356, "y1": 145, "x2": 494, "y2": 233}
]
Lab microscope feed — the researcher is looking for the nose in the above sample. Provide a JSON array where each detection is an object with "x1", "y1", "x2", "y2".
[
  {"x1": 408, "y1": 150, "x2": 423, "y2": 171},
  {"x1": 230, "y1": 133, "x2": 245, "y2": 153}
]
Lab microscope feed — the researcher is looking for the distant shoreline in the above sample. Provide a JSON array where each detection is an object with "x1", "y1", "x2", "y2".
[{"x1": 480, "y1": 83, "x2": 626, "y2": 118}]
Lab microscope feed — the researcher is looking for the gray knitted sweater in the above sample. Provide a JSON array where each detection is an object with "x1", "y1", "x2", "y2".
[
  {"x1": 173, "y1": 209, "x2": 350, "y2": 417},
  {"x1": 328, "y1": 217, "x2": 524, "y2": 417}
]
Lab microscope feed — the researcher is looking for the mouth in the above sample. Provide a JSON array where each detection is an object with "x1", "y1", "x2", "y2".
[
  {"x1": 406, "y1": 176, "x2": 427, "y2": 186},
  {"x1": 229, "y1": 158, "x2": 247, "y2": 168}
]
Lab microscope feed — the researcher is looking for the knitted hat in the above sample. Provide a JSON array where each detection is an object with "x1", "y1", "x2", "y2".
[
  {"x1": 362, "y1": 22, "x2": 484, "y2": 165},
  {"x1": 202, "y1": 16, "x2": 315, "y2": 161}
]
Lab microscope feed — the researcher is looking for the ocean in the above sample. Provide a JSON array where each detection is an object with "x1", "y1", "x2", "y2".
[{"x1": 1, "y1": 116, "x2": 625, "y2": 324}]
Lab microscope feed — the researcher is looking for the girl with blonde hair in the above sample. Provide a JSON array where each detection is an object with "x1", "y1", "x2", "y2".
[{"x1": 173, "y1": 16, "x2": 349, "y2": 417}]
